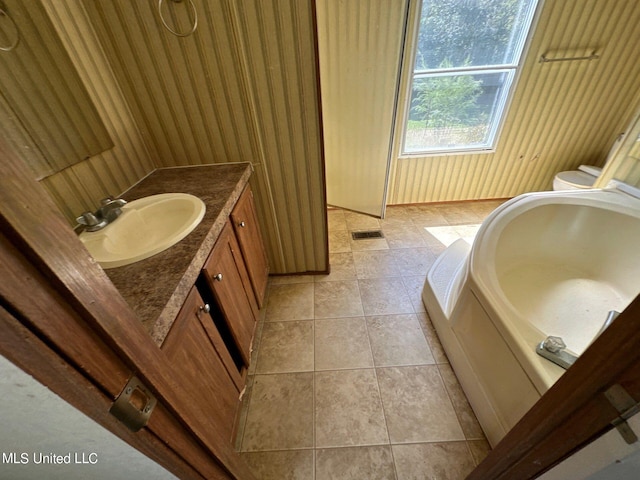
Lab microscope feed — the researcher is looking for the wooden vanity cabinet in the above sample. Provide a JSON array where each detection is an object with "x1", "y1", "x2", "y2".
[
  {"x1": 160, "y1": 183, "x2": 268, "y2": 447},
  {"x1": 161, "y1": 286, "x2": 242, "y2": 442},
  {"x1": 202, "y1": 221, "x2": 258, "y2": 367},
  {"x1": 230, "y1": 187, "x2": 269, "y2": 308}
]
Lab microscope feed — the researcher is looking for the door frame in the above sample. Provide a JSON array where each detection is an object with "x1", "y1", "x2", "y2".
[{"x1": 0, "y1": 139, "x2": 255, "y2": 479}]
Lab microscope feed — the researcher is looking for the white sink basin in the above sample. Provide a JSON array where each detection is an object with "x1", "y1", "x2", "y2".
[{"x1": 79, "y1": 193, "x2": 206, "y2": 269}]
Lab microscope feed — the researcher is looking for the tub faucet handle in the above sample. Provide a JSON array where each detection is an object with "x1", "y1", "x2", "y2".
[
  {"x1": 542, "y1": 336, "x2": 566, "y2": 353},
  {"x1": 537, "y1": 336, "x2": 576, "y2": 370}
]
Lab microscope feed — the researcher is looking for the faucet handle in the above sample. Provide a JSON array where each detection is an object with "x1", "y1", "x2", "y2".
[
  {"x1": 76, "y1": 211, "x2": 101, "y2": 226},
  {"x1": 542, "y1": 336, "x2": 566, "y2": 353},
  {"x1": 100, "y1": 196, "x2": 127, "y2": 208}
]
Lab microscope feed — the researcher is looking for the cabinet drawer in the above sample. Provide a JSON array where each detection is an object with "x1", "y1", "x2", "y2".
[
  {"x1": 231, "y1": 186, "x2": 269, "y2": 308},
  {"x1": 203, "y1": 221, "x2": 257, "y2": 366}
]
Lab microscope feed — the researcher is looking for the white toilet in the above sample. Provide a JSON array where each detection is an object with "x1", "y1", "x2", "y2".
[
  {"x1": 552, "y1": 164, "x2": 603, "y2": 190},
  {"x1": 552, "y1": 137, "x2": 623, "y2": 191}
]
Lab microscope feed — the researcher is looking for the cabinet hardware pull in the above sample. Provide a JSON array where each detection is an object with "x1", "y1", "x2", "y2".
[
  {"x1": 199, "y1": 304, "x2": 211, "y2": 314},
  {"x1": 239, "y1": 221, "x2": 246, "y2": 228},
  {"x1": 214, "y1": 273, "x2": 223, "y2": 281}
]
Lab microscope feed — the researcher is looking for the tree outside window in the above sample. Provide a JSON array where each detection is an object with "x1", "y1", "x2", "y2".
[{"x1": 403, "y1": 0, "x2": 538, "y2": 154}]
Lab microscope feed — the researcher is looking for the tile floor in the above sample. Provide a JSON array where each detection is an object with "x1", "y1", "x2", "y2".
[{"x1": 235, "y1": 200, "x2": 507, "y2": 480}]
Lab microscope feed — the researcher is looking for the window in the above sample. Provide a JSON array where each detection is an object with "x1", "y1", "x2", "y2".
[{"x1": 402, "y1": 0, "x2": 539, "y2": 154}]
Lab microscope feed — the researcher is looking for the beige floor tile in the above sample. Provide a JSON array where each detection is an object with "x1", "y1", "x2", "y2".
[
  {"x1": 315, "y1": 317, "x2": 373, "y2": 370},
  {"x1": 314, "y1": 280, "x2": 364, "y2": 319},
  {"x1": 329, "y1": 230, "x2": 352, "y2": 253},
  {"x1": 438, "y1": 363, "x2": 485, "y2": 439},
  {"x1": 344, "y1": 211, "x2": 381, "y2": 231},
  {"x1": 316, "y1": 446, "x2": 396, "y2": 480},
  {"x1": 468, "y1": 439, "x2": 491, "y2": 465},
  {"x1": 242, "y1": 450, "x2": 314, "y2": 480},
  {"x1": 381, "y1": 205, "x2": 413, "y2": 222},
  {"x1": 315, "y1": 369, "x2": 388, "y2": 447},
  {"x1": 402, "y1": 275, "x2": 427, "y2": 313},
  {"x1": 242, "y1": 203, "x2": 495, "y2": 475},
  {"x1": 367, "y1": 314, "x2": 434, "y2": 367},
  {"x1": 436, "y1": 202, "x2": 484, "y2": 225},
  {"x1": 358, "y1": 278, "x2": 414, "y2": 316},
  {"x1": 391, "y1": 247, "x2": 436, "y2": 277},
  {"x1": 377, "y1": 366, "x2": 464, "y2": 443},
  {"x1": 352, "y1": 250, "x2": 400, "y2": 278},
  {"x1": 419, "y1": 229, "x2": 448, "y2": 256},
  {"x1": 381, "y1": 223, "x2": 426, "y2": 249},
  {"x1": 234, "y1": 375, "x2": 255, "y2": 451},
  {"x1": 349, "y1": 235, "x2": 390, "y2": 251},
  {"x1": 242, "y1": 373, "x2": 314, "y2": 451},
  {"x1": 265, "y1": 283, "x2": 314, "y2": 321},
  {"x1": 315, "y1": 252, "x2": 357, "y2": 282},
  {"x1": 392, "y1": 442, "x2": 476, "y2": 480},
  {"x1": 269, "y1": 275, "x2": 315, "y2": 285},
  {"x1": 469, "y1": 199, "x2": 507, "y2": 218},
  {"x1": 416, "y1": 311, "x2": 449, "y2": 364},
  {"x1": 421, "y1": 226, "x2": 482, "y2": 253},
  {"x1": 407, "y1": 205, "x2": 449, "y2": 227},
  {"x1": 255, "y1": 321, "x2": 314, "y2": 374},
  {"x1": 452, "y1": 224, "x2": 482, "y2": 244},
  {"x1": 379, "y1": 215, "x2": 412, "y2": 230},
  {"x1": 328, "y1": 209, "x2": 348, "y2": 231}
]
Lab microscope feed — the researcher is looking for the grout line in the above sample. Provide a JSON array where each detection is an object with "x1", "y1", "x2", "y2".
[
  {"x1": 364, "y1": 317, "x2": 397, "y2": 465},
  {"x1": 244, "y1": 204, "x2": 498, "y2": 472}
]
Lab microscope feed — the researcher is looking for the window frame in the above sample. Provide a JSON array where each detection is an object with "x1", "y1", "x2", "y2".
[{"x1": 399, "y1": 0, "x2": 540, "y2": 157}]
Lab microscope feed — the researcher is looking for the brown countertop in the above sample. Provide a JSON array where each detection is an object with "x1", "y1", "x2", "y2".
[{"x1": 105, "y1": 163, "x2": 253, "y2": 345}]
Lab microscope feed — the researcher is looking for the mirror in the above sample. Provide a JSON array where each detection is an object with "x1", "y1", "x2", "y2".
[
  {"x1": 596, "y1": 110, "x2": 640, "y2": 188},
  {"x1": 0, "y1": 0, "x2": 113, "y2": 179}
]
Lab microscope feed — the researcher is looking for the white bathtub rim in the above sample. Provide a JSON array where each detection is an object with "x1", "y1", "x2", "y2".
[{"x1": 468, "y1": 187, "x2": 640, "y2": 393}]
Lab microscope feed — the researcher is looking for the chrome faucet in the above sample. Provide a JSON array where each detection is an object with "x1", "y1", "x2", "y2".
[
  {"x1": 536, "y1": 336, "x2": 577, "y2": 369},
  {"x1": 536, "y1": 310, "x2": 620, "y2": 370},
  {"x1": 76, "y1": 197, "x2": 127, "y2": 232}
]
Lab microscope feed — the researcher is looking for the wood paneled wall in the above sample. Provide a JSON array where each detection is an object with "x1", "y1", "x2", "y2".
[
  {"x1": 38, "y1": 0, "x2": 155, "y2": 223},
  {"x1": 14, "y1": 1, "x2": 326, "y2": 274},
  {"x1": 18, "y1": 0, "x2": 640, "y2": 274},
  {"x1": 0, "y1": 0, "x2": 113, "y2": 179},
  {"x1": 84, "y1": 0, "x2": 327, "y2": 274},
  {"x1": 389, "y1": 0, "x2": 640, "y2": 204}
]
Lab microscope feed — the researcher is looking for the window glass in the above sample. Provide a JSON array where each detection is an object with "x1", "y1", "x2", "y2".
[
  {"x1": 403, "y1": 0, "x2": 538, "y2": 154},
  {"x1": 405, "y1": 70, "x2": 513, "y2": 152}
]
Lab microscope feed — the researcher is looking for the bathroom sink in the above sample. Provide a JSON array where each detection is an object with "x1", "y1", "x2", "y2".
[{"x1": 79, "y1": 193, "x2": 206, "y2": 269}]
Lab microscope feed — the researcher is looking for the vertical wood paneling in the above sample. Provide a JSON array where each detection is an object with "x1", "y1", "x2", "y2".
[
  {"x1": 0, "y1": 0, "x2": 113, "y2": 178},
  {"x1": 232, "y1": 0, "x2": 327, "y2": 272},
  {"x1": 84, "y1": 0, "x2": 327, "y2": 274},
  {"x1": 317, "y1": 0, "x2": 408, "y2": 216},
  {"x1": 36, "y1": 0, "x2": 155, "y2": 224},
  {"x1": 390, "y1": 0, "x2": 640, "y2": 204}
]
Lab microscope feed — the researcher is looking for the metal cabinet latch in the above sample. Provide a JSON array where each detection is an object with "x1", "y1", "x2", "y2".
[
  {"x1": 109, "y1": 376, "x2": 157, "y2": 432},
  {"x1": 604, "y1": 384, "x2": 640, "y2": 445}
]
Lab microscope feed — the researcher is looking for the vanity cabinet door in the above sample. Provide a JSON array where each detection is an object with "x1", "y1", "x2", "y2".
[
  {"x1": 231, "y1": 186, "x2": 269, "y2": 308},
  {"x1": 203, "y1": 221, "x2": 258, "y2": 366},
  {"x1": 161, "y1": 286, "x2": 241, "y2": 442}
]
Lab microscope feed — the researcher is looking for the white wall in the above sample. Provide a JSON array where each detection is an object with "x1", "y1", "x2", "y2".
[
  {"x1": 0, "y1": 355, "x2": 177, "y2": 480},
  {"x1": 539, "y1": 412, "x2": 640, "y2": 480}
]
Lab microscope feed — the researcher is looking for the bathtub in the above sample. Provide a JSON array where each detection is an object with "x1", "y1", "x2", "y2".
[{"x1": 422, "y1": 182, "x2": 640, "y2": 446}]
